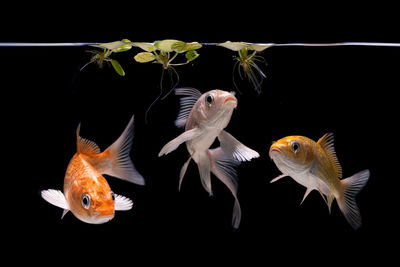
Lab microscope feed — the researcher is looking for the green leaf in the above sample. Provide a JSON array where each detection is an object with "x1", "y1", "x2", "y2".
[
  {"x1": 248, "y1": 43, "x2": 274, "y2": 52},
  {"x1": 113, "y1": 39, "x2": 132, "y2": 53},
  {"x1": 185, "y1": 42, "x2": 202, "y2": 51},
  {"x1": 154, "y1": 39, "x2": 181, "y2": 52},
  {"x1": 110, "y1": 59, "x2": 125, "y2": 76},
  {"x1": 171, "y1": 41, "x2": 187, "y2": 53},
  {"x1": 185, "y1": 50, "x2": 199, "y2": 61},
  {"x1": 131, "y1": 42, "x2": 156, "y2": 52},
  {"x1": 218, "y1": 41, "x2": 249, "y2": 51},
  {"x1": 218, "y1": 41, "x2": 273, "y2": 51},
  {"x1": 134, "y1": 52, "x2": 156, "y2": 63},
  {"x1": 92, "y1": 41, "x2": 128, "y2": 51}
]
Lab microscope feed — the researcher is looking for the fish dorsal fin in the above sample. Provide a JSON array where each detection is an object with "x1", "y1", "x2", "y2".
[
  {"x1": 317, "y1": 133, "x2": 342, "y2": 179},
  {"x1": 76, "y1": 123, "x2": 101, "y2": 154},
  {"x1": 174, "y1": 87, "x2": 202, "y2": 128}
]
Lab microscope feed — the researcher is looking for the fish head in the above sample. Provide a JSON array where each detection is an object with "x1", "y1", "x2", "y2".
[
  {"x1": 269, "y1": 136, "x2": 315, "y2": 174},
  {"x1": 68, "y1": 176, "x2": 115, "y2": 224},
  {"x1": 193, "y1": 89, "x2": 237, "y2": 128}
]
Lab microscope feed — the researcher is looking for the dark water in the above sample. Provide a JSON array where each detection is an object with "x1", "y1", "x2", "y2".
[{"x1": 2, "y1": 6, "x2": 398, "y2": 264}]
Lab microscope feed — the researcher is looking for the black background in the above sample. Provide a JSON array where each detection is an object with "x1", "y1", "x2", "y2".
[{"x1": 2, "y1": 3, "x2": 398, "y2": 265}]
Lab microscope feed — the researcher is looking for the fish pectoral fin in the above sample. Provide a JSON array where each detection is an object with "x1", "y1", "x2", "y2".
[
  {"x1": 218, "y1": 130, "x2": 259, "y2": 162},
  {"x1": 270, "y1": 174, "x2": 288, "y2": 183},
  {"x1": 41, "y1": 189, "x2": 69, "y2": 210},
  {"x1": 159, "y1": 128, "x2": 201, "y2": 157},
  {"x1": 114, "y1": 194, "x2": 133, "y2": 211}
]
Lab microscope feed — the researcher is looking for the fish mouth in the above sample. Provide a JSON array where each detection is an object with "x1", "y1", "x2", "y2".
[
  {"x1": 269, "y1": 147, "x2": 282, "y2": 159},
  {"x1": 223, "y1": 96, "x2": 238, "y2": 106},
  {"x1": 92, "y1": 213, "x2": 114, "y2": 224}
]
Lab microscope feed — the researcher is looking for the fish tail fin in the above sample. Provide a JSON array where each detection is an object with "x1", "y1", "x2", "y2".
[
  {"x1": 209, "y1": 147, "x2": 241, "y2": 229},
  {"x1": 337, "y1": 169, "x2": 370, "y2": 229},
  {"x1": 95, "y1": 115, "x2": 145, "y2": 185}
]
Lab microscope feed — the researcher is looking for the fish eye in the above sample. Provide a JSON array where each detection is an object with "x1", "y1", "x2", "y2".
[
  {"x1": 81, "y1": 193, "x2": 91, "y2": 210},
  {"x1": 290, "y1": 141, "x2": 300, "y2": 153},
  {"x1": 205, "y1": 94, "x2": 214, "y2": 105},
  {"x1": 111, "y1": 192, "x2": 115, "y2": 201}
]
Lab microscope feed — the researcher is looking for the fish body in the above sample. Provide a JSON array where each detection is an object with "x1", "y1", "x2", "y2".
[
  {"x1": 159, "y1": 88, "x2": 259, "y2": 229},
  {"x1": 269, "y1": 133, "x2": 370, "y2": 229},
  {"x1": 41, "y1": 115, "x2": 145, "y2": 224}
]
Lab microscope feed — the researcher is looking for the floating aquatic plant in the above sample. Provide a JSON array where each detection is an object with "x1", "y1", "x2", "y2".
[
  {"x1": 81, "y1": 39, "x2": 132, "y2": 76},
  {"x1": 218, "y1": 41, "x2": 273, "y2": 93},
  {"x1": 132, "y1": 39, "x2": 202, "y2": 121},
  {"x1": 133, "y1": 40, "x2": 201, "y2": 67}
]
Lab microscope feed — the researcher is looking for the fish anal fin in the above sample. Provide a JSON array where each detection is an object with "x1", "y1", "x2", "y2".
[
  {"x1": 327, "y1": 193, "x2": 334, "y2": 214},
  {"x1": 300, "y1": 188, "x2": 313, "y2": 205},
  {"x1": 317, "y1": 133, "x2": 342, "y2": 179}
]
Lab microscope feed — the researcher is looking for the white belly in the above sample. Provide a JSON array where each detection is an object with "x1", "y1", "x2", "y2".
[
  {"x1": 186, "y1": 127, "x2": 219, "y2": 163},
  {"x1": 291, "y1": 172, "x2": 331, "y2": 196}
]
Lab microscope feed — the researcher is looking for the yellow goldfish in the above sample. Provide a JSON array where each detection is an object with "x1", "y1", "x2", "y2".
[
  {"x1": 269, "y1": 133, "x2": 370, "y2": 229},
  {"x1": 41, "y1": 115, "x2": 145, "y2": 224},
  {"x1": 159, "y1": 88, "x2": 259, "y2": 229}
]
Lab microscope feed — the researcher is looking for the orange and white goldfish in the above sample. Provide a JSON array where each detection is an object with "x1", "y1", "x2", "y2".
[
  {"x1": 41, "y1": 115, "x2": 145, "y2": 224},
  {"x1": 269, "y1": 133, "x2": 370, "y2": 229},
  {"x1": 159, "y1": 88, "x2": 259, "y2": 229}
]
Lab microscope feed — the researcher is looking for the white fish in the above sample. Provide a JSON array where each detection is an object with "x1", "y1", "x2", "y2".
[{"x1": 159, "y1": 88, "x2": 259, "y2": 229}]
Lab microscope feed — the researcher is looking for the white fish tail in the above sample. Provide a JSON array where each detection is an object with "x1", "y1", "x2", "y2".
[
  {"x1": 209, "y1": 147, "x2": 241, "y2": 229},
  {"x1": 337, "y1": 169, "x2": 370, "y2": 229}
]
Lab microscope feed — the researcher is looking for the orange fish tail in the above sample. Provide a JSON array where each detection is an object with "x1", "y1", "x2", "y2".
[{"x1": 77, "y1": 115, "x2": 145, "y2": 185}]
